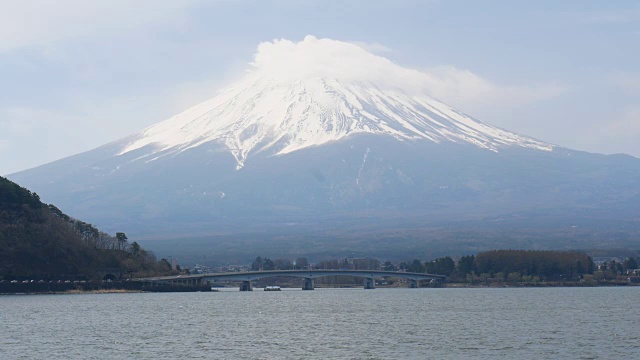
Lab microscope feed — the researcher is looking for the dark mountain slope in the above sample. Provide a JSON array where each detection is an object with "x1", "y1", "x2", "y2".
[
  {"x1": 0, "y1": 176, "x2": 168, "y2": 278},
  {"x1": 8, "y1": 135, "x2": 640, "y2": 264}
]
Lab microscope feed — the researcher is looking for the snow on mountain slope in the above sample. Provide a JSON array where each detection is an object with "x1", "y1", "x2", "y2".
[{"x1": 118, "y1": 36, "x2": 553, "y2": 170}]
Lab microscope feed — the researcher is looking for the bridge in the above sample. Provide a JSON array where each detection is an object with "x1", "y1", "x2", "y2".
[{"x1": 138, "y1": 270, "x2": 447, "y2": 291}]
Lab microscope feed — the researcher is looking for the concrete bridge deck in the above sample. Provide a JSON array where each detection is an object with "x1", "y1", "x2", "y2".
[{"x1": 138, "y1": 270, "x2": 446, "y2": 291}]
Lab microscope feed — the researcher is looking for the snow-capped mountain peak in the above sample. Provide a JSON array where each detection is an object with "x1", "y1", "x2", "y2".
[{"x1": 118, "y1": 37, "x2": 552, "y2": 169}]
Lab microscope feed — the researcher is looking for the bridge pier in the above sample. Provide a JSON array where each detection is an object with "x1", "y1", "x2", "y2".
[
  {"x1": 410, "y1": 279, "x2": 419, "y2": 288},
  {"x1": 240, "y1": 280, "x2": 253, "y2": 291},
  {"x1": 364, "y1": 277, "x2": 375, "y2": 289},
  {"x1": 302, "y1": 277, "x2": 314, "y2": 290}
]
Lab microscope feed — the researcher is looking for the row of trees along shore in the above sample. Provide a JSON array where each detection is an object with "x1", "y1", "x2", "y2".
[
  {"x1": 250, "y1": 250, "x2": 639, "y2": 285},
  {"x1": 415, "y1": 250, "x2": 638, "y2": 284},
  {"x1": 0, "y1": 176, "x2": 180, "y2": 280}
]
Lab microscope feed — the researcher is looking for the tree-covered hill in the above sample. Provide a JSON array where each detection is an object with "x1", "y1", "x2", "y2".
[{"x1": 0, "y1": 176, "x2": 171, "y2": 279}]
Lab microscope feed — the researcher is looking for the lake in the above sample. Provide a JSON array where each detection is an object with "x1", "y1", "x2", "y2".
[{"x1": 1, "y1": 287, "x2": 638, "y2": 359}]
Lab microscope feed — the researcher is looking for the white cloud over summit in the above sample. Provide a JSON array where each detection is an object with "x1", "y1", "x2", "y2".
[{"x1": 248, "y1": 36, "x2": 566, "y2": 113}]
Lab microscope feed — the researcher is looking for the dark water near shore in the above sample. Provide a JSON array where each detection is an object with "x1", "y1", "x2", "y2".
[{"x1": 1, "y1": 287, "x2": 639, "y2": 359}]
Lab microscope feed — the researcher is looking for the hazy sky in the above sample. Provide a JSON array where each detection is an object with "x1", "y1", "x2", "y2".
[{"x1": 1, "y1": 0, "x2": 639, "y2": 175}]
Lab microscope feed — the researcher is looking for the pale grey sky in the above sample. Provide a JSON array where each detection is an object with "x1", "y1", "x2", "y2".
[{"x1": 1, "y1": 0, "x2": 639, "y2": 175}]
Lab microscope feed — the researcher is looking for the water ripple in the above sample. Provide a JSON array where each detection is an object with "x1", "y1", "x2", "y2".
[{"x1": 0, "y1": 288, "x2": 639, "y2": 359}]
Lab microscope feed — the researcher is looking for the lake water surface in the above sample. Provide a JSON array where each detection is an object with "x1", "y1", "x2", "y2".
[{"x1": 1, "y1": 287, "x2": 639, "y2": 359}]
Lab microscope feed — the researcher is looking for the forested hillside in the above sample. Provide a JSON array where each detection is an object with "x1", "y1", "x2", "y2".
[{"x1": 0, "y1": 176, "x2": 171, "y2": 279}]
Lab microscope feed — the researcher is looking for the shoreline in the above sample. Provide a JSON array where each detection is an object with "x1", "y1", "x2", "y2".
[
  {"x1": 2, "y1": 282, "x2": 636, "y2": 295},
  {"x1": 1, "y1": 288, "x2": 220, "y2": 296},
  {"x1": 59, "y1": 289, "x2": 145, "y2": 294},
  {"x1": 1, "y1": 289, "x2": 145, "y2": 296}
]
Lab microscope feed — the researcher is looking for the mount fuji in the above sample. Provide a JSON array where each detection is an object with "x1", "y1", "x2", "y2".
[{"x1": 9, "y1": 37, "x2": 640, "y2": 262}]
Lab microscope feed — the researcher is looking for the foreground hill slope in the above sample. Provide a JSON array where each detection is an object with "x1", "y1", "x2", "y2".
[{"x1": 0, "y1": 176, "x2": 168, "y2": 278}]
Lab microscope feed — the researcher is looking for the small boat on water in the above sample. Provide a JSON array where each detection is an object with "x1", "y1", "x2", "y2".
[{"x1": 264, "y1": 286, "x2": 281, "y2": 291}]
